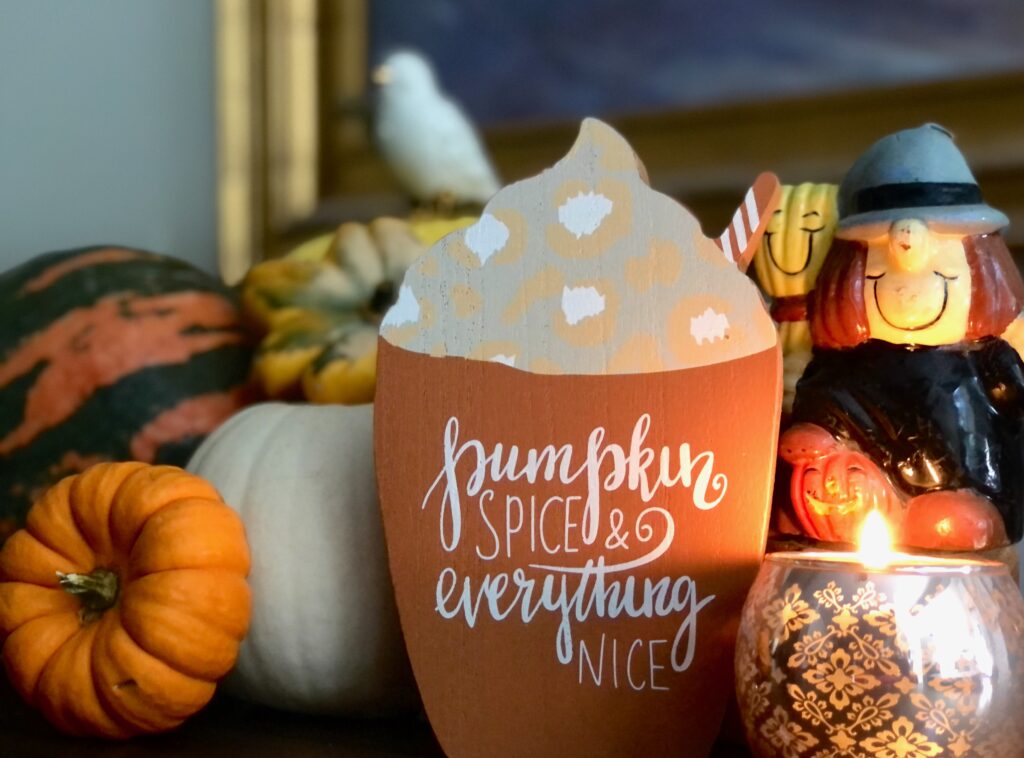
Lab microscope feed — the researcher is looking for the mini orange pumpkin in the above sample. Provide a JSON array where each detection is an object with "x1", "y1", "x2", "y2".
[{"x1": 0, "y1": 462, "x2": 251, "y2": 738}]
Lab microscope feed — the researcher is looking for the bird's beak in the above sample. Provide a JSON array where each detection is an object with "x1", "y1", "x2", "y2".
[{"x1": 371, "y1": 65, "x2": 392, "y2": 86}]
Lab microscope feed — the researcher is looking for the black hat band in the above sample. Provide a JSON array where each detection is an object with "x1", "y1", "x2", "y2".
[{"x1": 853, "y1": 181, "x2": 982, "y2": 216}]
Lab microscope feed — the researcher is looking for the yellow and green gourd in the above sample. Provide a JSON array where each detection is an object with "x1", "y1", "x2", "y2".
[{"x1": 241, "y1": 216, "x2": 473, "y2": 404}]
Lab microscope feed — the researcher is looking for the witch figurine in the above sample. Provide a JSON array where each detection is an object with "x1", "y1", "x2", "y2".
[{"x1": 779, "y1": 123, "x2": 1024, "y2": 553}]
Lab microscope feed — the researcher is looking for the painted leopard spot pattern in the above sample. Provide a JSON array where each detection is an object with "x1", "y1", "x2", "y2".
[{"x1": 382, "y1": 118, "x2": 778, "y2": 374}]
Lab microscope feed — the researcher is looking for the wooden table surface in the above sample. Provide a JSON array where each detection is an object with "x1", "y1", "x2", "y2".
[{"x1": 0, "y1": 676, "x2": 754, "y2": 757}]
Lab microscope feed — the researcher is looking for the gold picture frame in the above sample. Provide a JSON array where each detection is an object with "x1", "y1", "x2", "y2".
[{"x1": 216, "y1": 1, "x2": 1024, "y2": 283}]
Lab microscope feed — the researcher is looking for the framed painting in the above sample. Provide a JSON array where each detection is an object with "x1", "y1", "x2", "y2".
[{"x1": 215, "y1": 0, "x2": 1024, "y2": 282}]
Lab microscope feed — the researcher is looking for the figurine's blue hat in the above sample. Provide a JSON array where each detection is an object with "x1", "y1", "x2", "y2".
[{"x1": 837, "y1": 123, "x2": 1008, "y2": 237}]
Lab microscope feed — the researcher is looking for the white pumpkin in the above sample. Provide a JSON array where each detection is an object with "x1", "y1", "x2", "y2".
[{"x1": 187, "y1": 402, "x2": 417, "y2": 714}]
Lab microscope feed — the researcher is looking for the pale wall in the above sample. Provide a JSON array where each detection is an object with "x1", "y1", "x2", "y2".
[{"x1": 0, "y1": 0, "x2": 217, "y2": 272}]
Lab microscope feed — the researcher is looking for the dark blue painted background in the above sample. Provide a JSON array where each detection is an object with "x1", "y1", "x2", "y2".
[{"x1": 370, "y1": 0, "x2": 1024, "y2": 124}]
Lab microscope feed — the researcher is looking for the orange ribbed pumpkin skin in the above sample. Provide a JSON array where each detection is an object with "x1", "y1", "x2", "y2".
[{"x1": 0, "y1": 462, "x2": 251, "y2": 738}]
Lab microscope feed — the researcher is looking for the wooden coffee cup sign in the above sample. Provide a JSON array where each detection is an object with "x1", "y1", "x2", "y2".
[{"x1": 375, "y1": 119, "x2": 783, "y2": 757}]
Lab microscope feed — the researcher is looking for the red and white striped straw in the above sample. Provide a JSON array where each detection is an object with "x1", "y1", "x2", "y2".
[{"x1": 715, "y1": 172, "x2": 781, "y2": 272}]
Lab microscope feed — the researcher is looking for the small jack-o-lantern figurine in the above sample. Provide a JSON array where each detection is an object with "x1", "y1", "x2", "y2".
[
  {"x1": 753, "y1": 183, "x2": 838, "y2": 412},
  {"x1": 780, "y1": 124, "x2": 1024, "y2": 552}
]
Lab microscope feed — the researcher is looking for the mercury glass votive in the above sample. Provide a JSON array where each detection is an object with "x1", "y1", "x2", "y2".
[{"x1": 735, "y1": 551, "x2": 1024, "y2": 758}]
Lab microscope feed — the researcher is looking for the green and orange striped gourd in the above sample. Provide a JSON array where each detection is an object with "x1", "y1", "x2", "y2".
[{"x1": 0, "y1": 246, "x2": 253, "y2": 539}]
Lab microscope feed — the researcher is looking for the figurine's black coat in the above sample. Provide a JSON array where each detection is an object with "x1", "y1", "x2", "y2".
[{"x1": 792, "y1": 337, "x2": 1024, "y2": 541}]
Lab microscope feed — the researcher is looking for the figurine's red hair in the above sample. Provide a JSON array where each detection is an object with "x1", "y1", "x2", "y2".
[{"x1": 809, "y1": 234, "x2": 1024, "y2": 349}]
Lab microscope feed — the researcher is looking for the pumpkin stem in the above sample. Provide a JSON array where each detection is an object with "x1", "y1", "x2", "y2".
[
  {"x1": 57, "y1": 569, "x2": 119, "y2": 615},
  {"x1": 367, "y1": 280, "x2": 397, "y2": 317}
]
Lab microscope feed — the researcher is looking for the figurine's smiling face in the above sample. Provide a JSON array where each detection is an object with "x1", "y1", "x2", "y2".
[
  {"x1": 863, "y1": 219, "x2": 971, "y2": 346},
  {"x1": 761, "y1": 186, "x2": 834, "y2": 278}
]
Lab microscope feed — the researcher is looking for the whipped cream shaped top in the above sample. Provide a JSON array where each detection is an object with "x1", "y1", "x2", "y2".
[{"x1": 381, "y1": 118, "x2": 778, "y2": 374}]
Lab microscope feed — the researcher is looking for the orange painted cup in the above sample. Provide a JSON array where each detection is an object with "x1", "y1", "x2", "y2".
[{"x1": 375, "y1": 339, "x2": 781, "y2": 757}]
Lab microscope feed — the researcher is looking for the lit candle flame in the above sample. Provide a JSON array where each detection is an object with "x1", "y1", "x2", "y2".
[{"x1": 857, "y1": 510, "x2": 893, "y2": 569}]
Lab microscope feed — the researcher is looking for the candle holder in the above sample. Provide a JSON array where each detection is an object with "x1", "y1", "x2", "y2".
[{"x1": 736, "y1": 551, "x2": 1024, "y2": 757}]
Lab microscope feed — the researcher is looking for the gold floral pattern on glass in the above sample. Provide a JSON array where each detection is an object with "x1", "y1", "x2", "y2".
[{"x1": 736, "y1": 559, "x2": 1024, "y2": 758}]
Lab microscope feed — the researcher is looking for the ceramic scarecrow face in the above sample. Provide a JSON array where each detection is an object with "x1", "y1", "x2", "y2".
[
  {"x1": 757, "y1": 182, "x2": 838, "y2": 293},
  {"x1": 754, "y1": 184, "x2": 839, "y2": 415},
  {"x1": 859, "y1": 218, "x2": 972, "y2": 346}
]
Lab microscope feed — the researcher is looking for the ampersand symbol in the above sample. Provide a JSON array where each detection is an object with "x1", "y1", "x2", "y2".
[{"x1": 604, "y1": 508, "x2": 630, "y2": 550}]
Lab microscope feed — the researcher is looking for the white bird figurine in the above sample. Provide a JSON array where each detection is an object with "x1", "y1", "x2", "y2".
[{"x1": 373, "y1": 50, "x2": 501, "y2": 209}]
